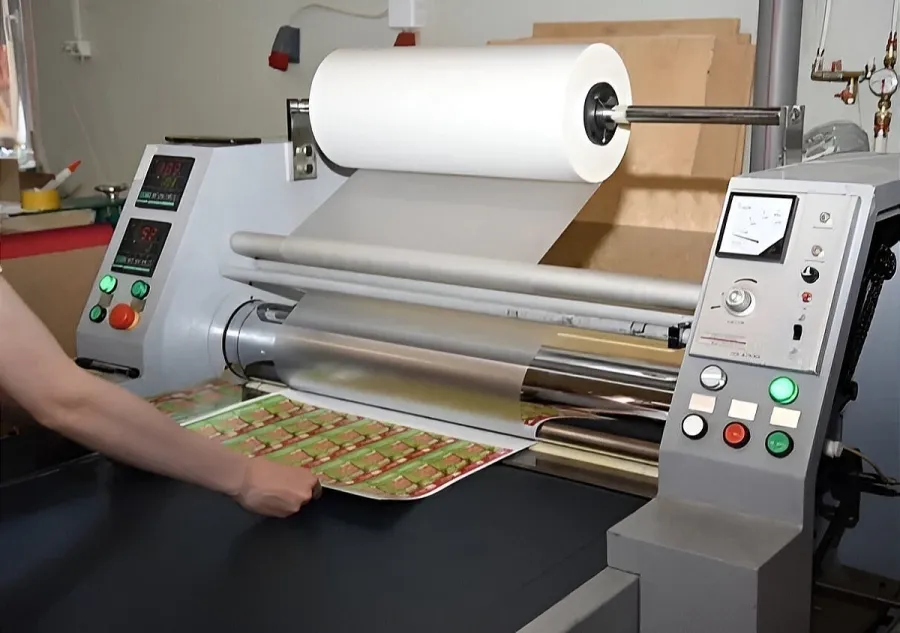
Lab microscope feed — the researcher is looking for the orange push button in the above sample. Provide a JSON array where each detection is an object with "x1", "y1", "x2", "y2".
[
  {"x1": 723, "y1": 422, "x2": 750, "y2": 449},
  {"x1": 109, "y1": 303, "x2": 140, "y2": 330}
]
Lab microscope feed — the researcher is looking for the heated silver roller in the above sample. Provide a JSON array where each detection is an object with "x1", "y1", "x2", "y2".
[{"x1": 224, "y1": 298, "x2": 676, "y2": 474}]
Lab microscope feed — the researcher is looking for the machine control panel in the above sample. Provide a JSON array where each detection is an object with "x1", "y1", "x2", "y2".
[
  {"x1": 135, "y1": 155, "x2": 195, "y2": 211},
  {"x1": 689, "y1": 192, "x2": 856, "y2": 374},
  {"x1": 83, "y1": 152, "x2": 190, "y2": 335},
  {"x1": 87, "y1": 272, "x2": 154, "y2": 329},
  {"x1": 663, "y1": 189, "x2": 860, "y2": 523},
  {"x1": 681, "y1": 367, "x2": 802, "y2": 450},
  {"x1": 84, "y1": 218, "x2": 171, "y2": 330},
  {"x1": 111, "y1": 218, "x2": 172, "y2": 278}
]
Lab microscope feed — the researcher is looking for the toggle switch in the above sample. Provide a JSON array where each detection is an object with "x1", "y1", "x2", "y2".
[{"x1": 792, "y1": 324, "x2": 803, "y2": 341}]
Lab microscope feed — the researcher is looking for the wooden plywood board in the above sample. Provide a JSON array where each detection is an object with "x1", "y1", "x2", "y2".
[
  {"x1": 1, "y1": 246, "x2": 106, "y2": 356},
  {"x1": 1, "y1": 209, "x2": 95, "y2": 234},
  {"x1": 542, "y1": 222, "x2": 715, "y2": 283},
  {"x1": 695, "y1": 38, "x2": 756, "y2": 178},
  {"x1": 571, "y1": 172, "x2": 729, "y2": 233},
  {"x1": 532, "y1": 18, "x2": 742, "y2": 38},
  {"x1": 490, "y1": 30, "x2": 753, "y2": 283}
]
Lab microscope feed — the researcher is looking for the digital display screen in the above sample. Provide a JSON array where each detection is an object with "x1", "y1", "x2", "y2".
[
  {"x1": 111, "y1": 218, "x2": 172, "y2": 277},
  {"x1": 135, "y1": 155, "x2": 195, "y2": 211},
  {"x1": 716, "y1": 193, "x2": 797, "y2": 262}
]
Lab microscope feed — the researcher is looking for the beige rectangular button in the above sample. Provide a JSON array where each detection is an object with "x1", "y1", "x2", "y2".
[
  {"x1": 689, "y1": 393, "x2": 716, "y2": 414},
  {"x1": 770, "y1": 407, "x2": 801, "y2": 429},
  {"x1": 728, "y1": 399, "x2": 758, "y2": 421}
]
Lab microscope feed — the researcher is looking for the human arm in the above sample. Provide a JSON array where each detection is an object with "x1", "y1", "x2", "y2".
[{"x1": 0, "y1": 275, "x2": 319, "y2": 516}]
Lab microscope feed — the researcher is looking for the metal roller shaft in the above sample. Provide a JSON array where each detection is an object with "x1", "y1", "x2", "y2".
[
  {"x1": 538, "y1": 423, "x2": 660, "y2": 462},
  {"x1": 226, "y1": 301, "x2": 678, "y2": 396},
  {"x1": 231, "y1": 233, "x2": 700, "y2": 313},
  {"x1": 225, "y1": 301, "x2": 676, "y2": 453},
  {"x1": 597, "y1": 105, "x2": 784, "y2": 126}
]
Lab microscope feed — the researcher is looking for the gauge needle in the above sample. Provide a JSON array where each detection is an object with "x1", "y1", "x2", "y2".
[{"x1": 734, "y1": 234, "x2": 759, "y2": 243}]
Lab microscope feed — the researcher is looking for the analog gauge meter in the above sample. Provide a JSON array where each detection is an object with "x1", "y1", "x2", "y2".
[
  {"x1": 869, "y1": 67, "x2": 899, "y2": 97},
  {"x1": 717, "y1": 195, "x2": 795, "y2": 260}
]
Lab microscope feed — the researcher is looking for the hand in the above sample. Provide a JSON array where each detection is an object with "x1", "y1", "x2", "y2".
[{"x1": 234, "y1": 458, "x2": 322, "y2": 518}]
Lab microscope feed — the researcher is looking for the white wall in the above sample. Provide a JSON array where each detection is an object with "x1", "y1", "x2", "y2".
[
  {"x1": 28, "y1": 0, "x2": 899, "y2": 578},
  {"x1": 29, "y1": 0, "x2": 896, "y2": 190}
]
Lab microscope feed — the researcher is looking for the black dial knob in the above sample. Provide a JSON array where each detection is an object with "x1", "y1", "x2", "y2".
[{"x1": 801, "y1": 266, "x2": 820, "y2": 284}]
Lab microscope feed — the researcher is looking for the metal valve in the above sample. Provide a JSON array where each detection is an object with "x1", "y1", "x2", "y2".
[{"x1": 95, "y1": 183, "x2": 128, "y2": 204}]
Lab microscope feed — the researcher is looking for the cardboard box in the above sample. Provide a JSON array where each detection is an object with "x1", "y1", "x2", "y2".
[
  {"x1": 1, "y1": 227, "x2": 111, "y2": 357},
  {"x1": 0, "y1": 159, "x2": 55, "y2": 203},
  {"x1": 0, "y1": 158, "x2": 20, "y2": 202}
]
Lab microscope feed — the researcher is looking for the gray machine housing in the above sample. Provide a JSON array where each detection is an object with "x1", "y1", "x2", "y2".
[
  {"x1": 526, "y1": 154, "x2": 899, "y2": 633},
  {"x1": 73, "y1": 140, "x2": 898, "y2": 633}
]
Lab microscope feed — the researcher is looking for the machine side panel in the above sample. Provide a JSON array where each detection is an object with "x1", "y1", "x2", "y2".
[
  {"x1": 838, "y1": 238, "x2": 900, "y2": 576},
  {"x1": 689, "y1": 192, "x2": 854, "y2": 374},
  {"x1": 75, "y1": 145, "x2": 213, "y2": 380},
  {"x1": 517, "y1": 568, "x2": 638, "y2": 633},
  {"x1": 75, "y1": 142, "x2": 348, "y2": 397},
  {"x1": 607, "y1": 498, "x2": 807, "y2": 633},
  {"x1": 605, "y1": 174, "x2": 884, "y2": 632},
  {"x1": 660, "y1": 185, "x2": 876, "y2": 526}
]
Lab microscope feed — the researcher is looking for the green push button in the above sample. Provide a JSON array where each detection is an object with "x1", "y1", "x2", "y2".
[
  {"x1": 766, "y1": 431, "x2": 794, "y2": 458},
  {"x1": 98, "y1": 274, "x2": 117, "y2": 294},
  {"x1": 130, "y1": 280, "x2": 151, "y2": 300},
  {"x1": 89, "y1": 305, "x2": 107, "y2": 323},
  {"x1": 769, "y1": 376, "x2": 798, "y2": 405}
]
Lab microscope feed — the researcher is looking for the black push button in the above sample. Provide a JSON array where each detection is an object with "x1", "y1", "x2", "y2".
[{"x1": 793, "y1": 324, "x2": 803, "y2": 341}]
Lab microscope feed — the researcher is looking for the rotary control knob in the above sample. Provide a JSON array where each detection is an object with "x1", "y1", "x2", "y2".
[{"x1": 724, "y1": 287, "x2": 753, "y2": 315}]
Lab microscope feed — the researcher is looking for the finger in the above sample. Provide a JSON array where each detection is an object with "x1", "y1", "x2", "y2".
[
  {"x1": 312, "y1": 481, "x2": 323, "y2": 500},
  {"x1": 275, "y1": 498, "x2": 302, "y2": 517}
]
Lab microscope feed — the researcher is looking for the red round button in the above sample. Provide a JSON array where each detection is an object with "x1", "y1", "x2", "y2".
[
  {"x1": 109, "y1": 303, "x2": 139, "y2": 331},
  {"x1": 723, "y1": 422, "x2": 750, "y2": 449}
]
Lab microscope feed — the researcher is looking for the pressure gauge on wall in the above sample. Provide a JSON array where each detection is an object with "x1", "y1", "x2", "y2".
[{"x1": 869, "y1": 67, "x2": 899, "y2": 97}]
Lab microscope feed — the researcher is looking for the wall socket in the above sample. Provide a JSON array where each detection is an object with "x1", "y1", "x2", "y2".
[
  {"x1": 388, "y1": 0, "x2": 428, "y2": 29},
  {"x1": 63, "y1": 40, "x2": 92, "y2": 60}
]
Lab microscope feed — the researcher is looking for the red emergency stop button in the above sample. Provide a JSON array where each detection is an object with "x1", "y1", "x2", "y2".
[
  {"x1": 109, "y1": 303, "x2": 140, "y2": 331},
  {"x1": 723, "y1": 422, "x2": 750, "y2": 449}
]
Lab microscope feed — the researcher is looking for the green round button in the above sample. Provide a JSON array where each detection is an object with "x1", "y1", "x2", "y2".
[
  {"x1": 766, "y1": 431, "x2": 794, "y2": 458},
  {"x1": 89, "y1": 305, "x2": 107, "y2": 323},
  {"x1": 131, "y1": 280, "x2": 151, "y2": 300},
  {"x1": 98, "y1": 274, "x2": 117, "y2": 294},
  {"x1": 769, "y1": 376, "x2": 798, "y2": 405}
]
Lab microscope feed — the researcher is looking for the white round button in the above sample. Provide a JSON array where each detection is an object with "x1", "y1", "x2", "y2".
[
  {"x1": 699, "y1": 365, "x2": 727, "y2": 391},
  {"x1": 682, "y1": 414, "x2": 708, "y2": 440}
]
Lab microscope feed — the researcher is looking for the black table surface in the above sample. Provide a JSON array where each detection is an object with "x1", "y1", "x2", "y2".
[{"x1": 0, "y1": 456, "x2": 645, "y2": 633}]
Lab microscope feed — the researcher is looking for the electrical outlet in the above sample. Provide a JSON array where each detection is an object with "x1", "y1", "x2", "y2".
[
  {"x1": 63, "y1": 40, "x2": 92, "y2": 60},
  {"x1": 389, "y1": 0, "x2": 428, "y2": 29}
]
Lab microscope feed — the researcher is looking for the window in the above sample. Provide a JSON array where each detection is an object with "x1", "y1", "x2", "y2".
[{"x1": 1, "y1": 0, "x2": 37, "y2": 169}]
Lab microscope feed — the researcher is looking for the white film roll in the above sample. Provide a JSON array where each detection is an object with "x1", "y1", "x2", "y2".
[{"x1": 309, "y1": 44, "x2": 632, "y2": 184}]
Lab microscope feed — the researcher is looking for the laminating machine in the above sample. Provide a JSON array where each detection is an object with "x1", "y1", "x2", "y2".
[{"x1": 1, "y1": 63, "x2": 899, "y2": 633}]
